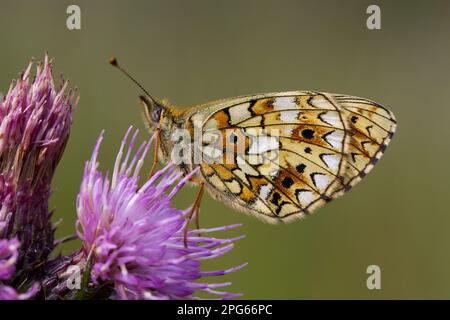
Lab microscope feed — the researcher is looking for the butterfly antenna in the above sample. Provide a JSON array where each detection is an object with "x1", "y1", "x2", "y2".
[{"x1": 109, "y1": 56, "x2": 157, "y2": 103}]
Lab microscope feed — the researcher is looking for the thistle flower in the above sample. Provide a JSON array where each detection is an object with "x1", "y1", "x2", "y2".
[
  {"x1": 0, "y1": 237, "x2": 19, "y2": 280},
  {"x1": 0, "y1": 236, "x2": 39, "y2": 300},
  {"x1": 76, "y1": 128, "x2": 246, "y2": 300},
  {"x1": 0, "y1": 56, "x2": 77, "y2": 274}
]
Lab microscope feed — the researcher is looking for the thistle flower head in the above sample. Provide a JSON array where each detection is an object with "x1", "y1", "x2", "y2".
[
  {"x1": 0, "y1": 55, "x2": 76, "y2": 183},
  {"x1": 76, "y1": 128, "x2": 246, "y2": 299},
  {"x1": 0, "y1": 55, "x2": 77, "y2": 273}
]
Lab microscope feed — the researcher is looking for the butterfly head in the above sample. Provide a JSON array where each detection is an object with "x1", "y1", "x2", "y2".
[{"x1": 139, "y1": 94, "x2": 165, "y2": 133}]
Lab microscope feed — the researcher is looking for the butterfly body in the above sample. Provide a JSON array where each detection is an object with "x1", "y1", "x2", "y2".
[{"x1": 141, "y1": 91, "x2": 396, "y2": 223}]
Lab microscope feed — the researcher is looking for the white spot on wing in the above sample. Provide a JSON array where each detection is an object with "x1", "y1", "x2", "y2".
[
  {"x1": 259, "y1": 184, "x2": 273, "y2": 200},
  {"x1": 229, "y1": 103, "x2": 251, "y2": 124},
  {"x1": 323, "y1": 130, "x2": 344, "y2": 149},
  {"x1": 280, "y1": 111, "x2": 299, "y2": 123},
  {"x1": 297, "y1": 190, "x2": 314, "y2": 206},
  {"x1": 314, "y1": 174, "x2": 329, "y2": 191},
  {"x1": 321, "y1": 154, "x2": 340, "y2": 171},
  {"x1": 273, "y1": 97, "x2": 297, "y2": 110},
  {"x1": 320, "y1": 111, "x2": 342, "y2": 128}
]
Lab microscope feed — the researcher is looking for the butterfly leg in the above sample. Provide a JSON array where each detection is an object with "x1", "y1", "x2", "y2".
[
  {"x1": 183, "y1": 182, "x2": 205, "y2": 247},
  {"x1": 148, "y1": 128, "x2": 160, "y2": 179},
  {"x1": 188, "y1": 176, "x2": 205, "y2": 230}
]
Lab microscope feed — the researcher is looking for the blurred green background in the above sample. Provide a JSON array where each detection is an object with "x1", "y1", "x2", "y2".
[{"x1": 1, "y1": 0, "x2": 450, "y2": 299}]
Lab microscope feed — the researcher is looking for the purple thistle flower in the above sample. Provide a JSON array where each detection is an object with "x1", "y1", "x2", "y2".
[
  {"x1": 0, "y1": 283, "x2": 39, "y2": 300},
  {"x1": 76, "y1": 128, "x2": 246, "y2": 300},
  {"x1": 0, "y1": 236, "x2": 39, "y2": 300},
  {"x1": 0, "y1": 55, "x2": 77, "y2": 274},
  {"x1": 0, "y1": 237, "x2": 19, "y2": 280}
]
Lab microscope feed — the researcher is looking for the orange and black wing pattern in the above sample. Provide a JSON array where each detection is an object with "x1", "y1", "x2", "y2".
[{"x1": 196, "y1": 92, "x2": 396, "y2": 223}]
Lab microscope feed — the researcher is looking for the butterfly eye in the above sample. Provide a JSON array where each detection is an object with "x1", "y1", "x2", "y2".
[{"x1": 151, "y1": 107, "x2": 162, "y2": 123}]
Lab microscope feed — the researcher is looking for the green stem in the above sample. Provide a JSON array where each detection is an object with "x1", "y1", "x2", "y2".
[{"x1": 75, "y1": 257, "x2": 93, "y2": 300}]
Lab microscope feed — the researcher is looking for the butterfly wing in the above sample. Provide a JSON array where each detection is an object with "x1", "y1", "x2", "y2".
[
  {"x1": 330, "y1": 94, "x2": 396, "y2": 195},
  {"x1": 194, "y1": 91, "x2": 396, "y2": 223}
]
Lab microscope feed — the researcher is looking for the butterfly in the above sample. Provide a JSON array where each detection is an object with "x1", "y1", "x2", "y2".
[{"x1": 110, "y1": 58, "x2": 396, "y2": 225}]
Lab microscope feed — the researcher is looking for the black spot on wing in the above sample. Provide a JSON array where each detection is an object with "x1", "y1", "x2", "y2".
[
  {"x1": 296, "y1": 163, "x2": 306, "y2": 174},
  {"x1": 271, "y1": 192, "x2": 281, "y2": 206},
  {"x1": 281, "y1": 177, "x2": 294, "y2": 188},
  {"x1": 302, "y1": 129, "x2": 315, "y2": 139}
]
